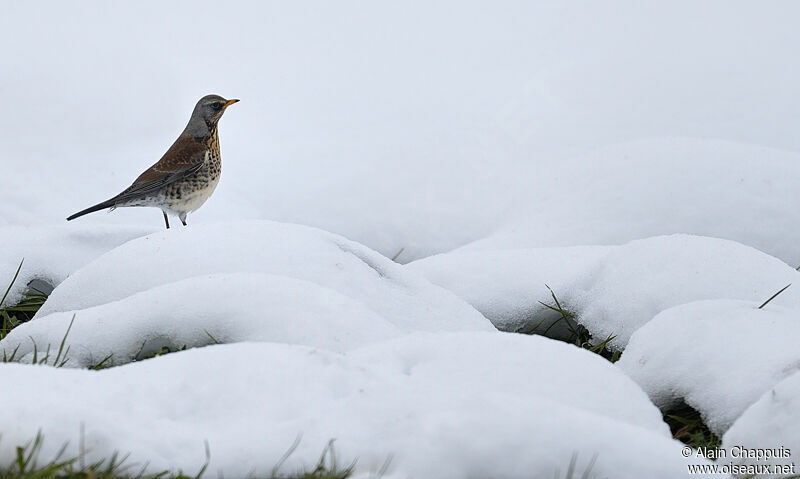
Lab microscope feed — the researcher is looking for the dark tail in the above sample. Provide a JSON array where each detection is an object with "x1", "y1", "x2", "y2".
[{"x1": 66, "y1": 198, "x2": 117, "y2": 221}]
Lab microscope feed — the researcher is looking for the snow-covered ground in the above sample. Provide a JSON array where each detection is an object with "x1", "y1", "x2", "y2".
[
  {"x1": 0, "y1": 334, "x2": 720, "y2": 479},
  {"x1": 3, "y1": 1, "x2": 800, "y2": 477}
]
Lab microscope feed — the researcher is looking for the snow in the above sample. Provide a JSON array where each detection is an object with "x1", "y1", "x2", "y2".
[
  {"x1": 411, "y1": 234, "x2": 800, "y2": 349},
  {"x1": 0, "y1": 333, "x2": 720, "y2": 479},
  {"x1": 0, "y1": 225, "x2": 149, "y2": 307},
  {"x1": 617, "y1": 300, "x2": 800, "y2": 435},
  {"x1": 723, "y1": 372, "x2": 800, "y2": 478}
]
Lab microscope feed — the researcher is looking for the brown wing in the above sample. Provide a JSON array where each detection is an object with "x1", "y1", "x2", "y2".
[{"x1": 112, "y1": 136, "x2": 208, "y2": 204}]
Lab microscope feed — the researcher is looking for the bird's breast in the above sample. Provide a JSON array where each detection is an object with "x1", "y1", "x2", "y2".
[{"x1": 161, "y1": 147, "x2": 221, "y2": 212}]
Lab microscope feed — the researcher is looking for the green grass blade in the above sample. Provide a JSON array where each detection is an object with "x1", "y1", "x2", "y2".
[{"x1": 0, "y1": 259, "x2": 24, "y2": 309}]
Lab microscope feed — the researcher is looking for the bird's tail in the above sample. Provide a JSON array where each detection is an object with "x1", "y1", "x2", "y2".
[{"x1": 66, "y1": 198, "x2": 117, "y2": 221}]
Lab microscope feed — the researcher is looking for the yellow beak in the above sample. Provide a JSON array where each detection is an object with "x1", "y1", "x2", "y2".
[{"x1": 224, "y1": 99, "x2": 240, "y2": 108}]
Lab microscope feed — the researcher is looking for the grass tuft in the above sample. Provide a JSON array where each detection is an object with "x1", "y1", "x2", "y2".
[
  {"x1": 0, "y1": 431, "x2": 188, "y2": 479},
  {"x1": 663, "y1": 401, "x2": 721, "y2": 450},
  {"x1": 519, "y1": 285, "x2": 620, "y2": 363},
  {"x1": 271, "y1": 439, "x2": 356, "y2": 479},
  {"x1": 2, "y1": 316, "x2": 76, "y2": 367},
  {"x1": 0, "y1": 434, "x2": 360, "y2": 479},
  {"x1": 1, "y1": 260, "x2": 50, "y2": 342},
  {"x1": 552, "y1": 452, "x2": 598, "y2": 479}
]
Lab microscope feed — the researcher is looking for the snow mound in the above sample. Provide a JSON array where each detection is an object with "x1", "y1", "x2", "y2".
[
  {"x1": 0, "y1": 273, "x2": 401, "y2": 367},
  {"x1": 411, "y1": 235, "x2": 800, "y2": 350},
  {"x1": 723, "y1": 372, "x2": 800, "y2": 478},
  {"x1": 0, "y1": 225, "x2": 149, "y2": 307},
  {"x1": 0, "y1": 333, "x2": 720, "y2": 479},
  {"x1": 34, "y1": 220, "x2": 491, "y2": 331},
  {"x1": 617, "y1": 300, "x2": 800, "y2": 434}
]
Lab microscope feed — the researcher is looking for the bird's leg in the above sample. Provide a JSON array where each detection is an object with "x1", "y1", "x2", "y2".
[
  {"x1": 162, "y1": 211, "x2": 170, "y2": 229},
  {"x1": 179, "y1": 212, "x2": 188, "y2": 226}
]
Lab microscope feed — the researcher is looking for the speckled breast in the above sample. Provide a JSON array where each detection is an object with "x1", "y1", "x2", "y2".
[{"x1": 162, "y1": 144, "x2": 222, "y2": 213}]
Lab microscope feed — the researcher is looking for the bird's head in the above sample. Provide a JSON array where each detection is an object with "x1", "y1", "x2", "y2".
[{"x1": 189, "y1": 94, "x2": 239, "y2": 131}]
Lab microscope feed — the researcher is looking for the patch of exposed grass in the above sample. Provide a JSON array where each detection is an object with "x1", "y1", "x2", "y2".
[
  {"x1": 0, "y1": 260, "x2": 49, "y2": 342},
  {"x1": 270, "y1": 439, "x2": 358, "y2": 479},
  {"x1": 129, "y1": 330, "x2": 221, "y2": 364},
  {"x1": 0, "y1": 434, "x2": 358, "y2": 479},
  {"x1": 0, "y1": 432, "x2": 194, "y2": 479},
  {"x1": 519, "y1": 285, "x2": 620, "y2": 363},
  {"x1": 2, "y1": 314, "x2": 75, "y2": 367},
  {"x1": 133, "y1": 341, "x2": 189, "y2": 361},
  {"x1": 549, "y1": 452, "x2": 599, "y2": 479},
  {"x1": 0, "y1": 432, "x2": 606, "y2": 479},
  {"x1": 663, "y1": 401, "x2": 721, "y2": 450},
  {"x1": 0, "y1": 259, "x2": 68, "y2": 366}
]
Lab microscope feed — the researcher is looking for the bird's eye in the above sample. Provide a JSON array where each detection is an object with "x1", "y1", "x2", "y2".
[{"x1": 213, "y1": 102, "x2": 224, "y2": 110}]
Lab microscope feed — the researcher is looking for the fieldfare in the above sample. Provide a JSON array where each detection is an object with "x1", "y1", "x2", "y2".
[{"x1": 67, "y1": 94, "x2": 239, "y2": 228}]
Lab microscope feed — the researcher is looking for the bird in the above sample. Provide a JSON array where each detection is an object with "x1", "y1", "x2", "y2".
[{"x1": 67, "y1": 94, "x2": 239, "y2": 229}]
